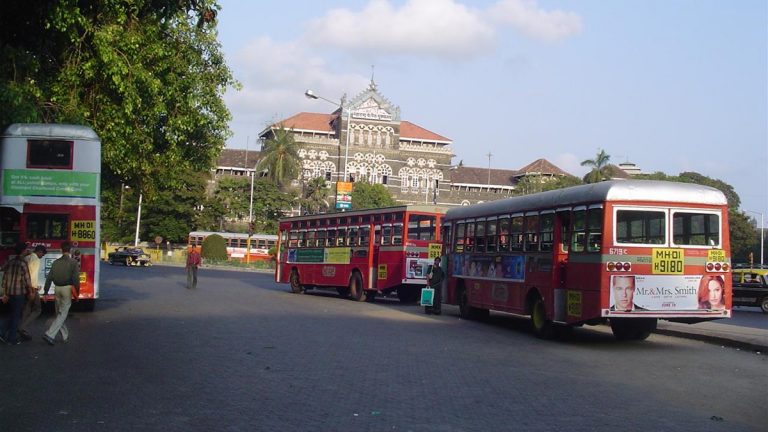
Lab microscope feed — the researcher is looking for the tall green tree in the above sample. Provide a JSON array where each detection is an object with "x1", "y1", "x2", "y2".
[
  {"x1": 580, "y1": 149, "x2": 611, "y2": 183},
  {"x1": 351, "y1": 182, "x2": 397, "y2": 210},
  {"x1": 257, "y1": 126, "x2": 300, "y2": 187},
  {"x1": 1, "y1": 0, "x2": 236, "y2": 216}
]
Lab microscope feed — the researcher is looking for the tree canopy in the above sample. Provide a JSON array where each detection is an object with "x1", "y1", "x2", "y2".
[
  {"x1": 580, "y1": 149, "x2": 611, "y2": 183},
  {"x1": 257, "y1": 126, "x2": 301, "y2": 188},
  {"x1": 351, "y1": 182, "x2": 397, "y2": 210}
]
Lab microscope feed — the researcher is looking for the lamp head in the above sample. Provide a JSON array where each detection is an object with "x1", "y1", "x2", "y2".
[{"x1": 304, "y1": 89, "x2": 318, "y2": 99}]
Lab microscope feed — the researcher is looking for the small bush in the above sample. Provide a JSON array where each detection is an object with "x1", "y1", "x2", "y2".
[{"x1": 201, "y1": 234, "x2": 228, "y2": 261}]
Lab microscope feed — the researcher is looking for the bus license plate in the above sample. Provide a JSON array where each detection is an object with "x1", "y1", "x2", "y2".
[{"x1": 652, "y1": 248, "x2": 684, "y2": 274}]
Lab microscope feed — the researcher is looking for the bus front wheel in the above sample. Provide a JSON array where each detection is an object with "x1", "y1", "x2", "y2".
[
  {"x1": 289, "y1": 269, "x2": 304, "y2": 294},
  {"x1": 458, "y1": 288, "x2": 489, "y2": 320}
]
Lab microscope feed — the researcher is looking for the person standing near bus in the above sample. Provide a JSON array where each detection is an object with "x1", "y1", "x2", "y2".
[
  {"x1": 41, "y1": 241, "x2": 80, "y2": 346},
  {"x1": 0, "y1": 242, "x2": 34, "y2": 345},
  {"x1": 19, "y1": 245, "x2": 46, "y2": 341},
  {"x1": 186, "y1": 244, "x2": 201, "y2": 289},
  {"x1": 424, "y1": 257, "x2": 445, "y2": 315}
]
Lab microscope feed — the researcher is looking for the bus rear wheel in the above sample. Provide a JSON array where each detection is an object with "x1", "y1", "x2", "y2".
[
  {"x1": 349, "y1": 272, "x2": 367, "y2": 302},
  {"x1": 610, "y1": 318, "x2": 657, "y2": 341},
  {"x1": 531, "y1": 297, "x2": 555, "y2": 339},
  {"x1": 289, "y1": 269, "x2": 304, "y2": 294}
]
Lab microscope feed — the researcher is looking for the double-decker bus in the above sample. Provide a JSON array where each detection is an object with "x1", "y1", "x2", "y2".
[
  {"x1": 0, "y1": 124, "x2": 101, "y2": 311},
  {"x1": 275, "y1": 205, "x2": 447, "y2": 302},
  {"x1": 188, "y1": 231, "x2": 277, "y2": 262},
  {"x1": 441, "y1": 180, "x2": 731, "y2": 340}
]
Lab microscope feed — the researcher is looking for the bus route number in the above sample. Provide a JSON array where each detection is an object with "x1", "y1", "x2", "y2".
[
  {"x1": 71, "y1": 220, "x2": 96, "y2": 241},
  {"x1": 652, "y1": 248, "x2": 684, "y2": 274},
  {"x1": 428, "y1": 243, "x2": 442, "y2": 259}
]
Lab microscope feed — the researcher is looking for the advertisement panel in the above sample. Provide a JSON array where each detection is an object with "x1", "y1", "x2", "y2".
[
  {"x1": 609, "y1": 274, "x2": 726, "y2": 311},
  {"x1": 335, "y1": 181, "x2": 353, "y2": 210}
]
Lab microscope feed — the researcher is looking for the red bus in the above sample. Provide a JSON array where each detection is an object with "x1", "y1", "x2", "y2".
[
  {"x1": 188, "y1": 231, "x2": 277, "y2": 262},
  {"x1": 276, "y1": 205, "x2": 447, "y2": 302},
  {"x1": 0, "y1": 124, "x2": 101, "y2": 311},
  {"x1": 441, "y1": 180, "x2": 731, "y2": 340}
]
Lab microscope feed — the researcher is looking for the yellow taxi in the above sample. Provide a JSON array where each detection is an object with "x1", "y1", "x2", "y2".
[{"x1": 731, "y1": 268, "x2": 768, "y2": 313}]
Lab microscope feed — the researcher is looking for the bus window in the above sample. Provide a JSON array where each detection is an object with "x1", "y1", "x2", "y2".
[
  {"x1": 486, "y1": 219, "x2": 497, "y2": 253},
  {"x1": 455, "y1": 223, "x2": 466, "y2": 253},
  {"x1": 524, "y1": 215, "x2": 539, "y2": 252},
  {"x1": 27, "y1": 139, "x2": 73, "y2": 169},
  {"x1": 336, "y1": 228, "x2": 347, "y2": 246},
  {"x1": 510, "y1": 216, "x2": 523, "y2": 251},
  {"x1": 348, "y1": 227, "x2": 359, "y2": 246},
  {"x1": 298, "y1": 232, "x2": 306, "y2": 248},
  {"x1": 393, "y1": 224, "x2": 403, "y2": 245},
  {"x1": 475, "y1": 221, "x2": 486, "y2": 253},
  {"x1": 288, "y1": 231, "x2": 299, "y2": 248},
  {"x1": 540, "y1": 213, "x2": 554, "y2": 252},
  {"x1": 305, "y1": 231, "x2": 315, "y2": 247},
  {"x1": 441, "y1": 223, "x2": 451, "y2": 248},
  {"x1": 465, "y1": 222, "x2": 475, "y2": 252},
  {"x1": 571, "y1": 210, "x2": 586, "y2": 252},
  {"x1": 360, "y1": 226, "x2": 371, "y2": 246},
  {"x1": 558, "y1": 210, "x2": 571, "y2": 252},
  {"x1": 381, "y1": 225, "x2": 392, "y2": 245},
  {"x1": 327, "y1": 228, "x2": 337, "y2": 247},
  {"x1": 586, "y1": 208, "x2": 603, "y2": 252},
  {"x1": 1, "y1": 207, "x2": 21, "y2": 246},
  {"x1": 374, "y1": 226, "x2": 381, "y2": 244},
  {"x1": 498, "y1": 217, "x2": 510, "y2": 252},
  {"x1": 616, "y1": 209, "x2": 665, "y2": 245},
  {"x1": 407, "y1": 214, "x2": 437, "y2": 240},
  {"x1": 672, "y1": 212, "x2": 720, "y2": 247},
  {"x1": 317, "y1": 229, "x2": 326, "y2": 247},
  {"x1": 26, "y1": 213, "x2": 68, "y2": 240},
  {"x1": 280, "y1": 230, "x2": 289, "y2": 250},
  {"x1": 257, "y1": 239, "x2": 267, "y2": 249}
]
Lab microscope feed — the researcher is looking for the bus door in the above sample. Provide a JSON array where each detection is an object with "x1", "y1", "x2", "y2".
[{"x1": 553, "y1": 209, "x2": 571, "y2": 321}]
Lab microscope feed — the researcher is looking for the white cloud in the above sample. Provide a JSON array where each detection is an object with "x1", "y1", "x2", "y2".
[
  {"x1": 304, "y1": 0, "x2": 496, "y2": 60},
  {"x1": 487, "y1": 0, "x2": 583, "y2": 42}
]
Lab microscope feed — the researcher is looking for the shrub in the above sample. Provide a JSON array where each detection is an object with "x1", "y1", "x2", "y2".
[{"x1": 201, "y1": 234, "x2": 228, "y2": 261}]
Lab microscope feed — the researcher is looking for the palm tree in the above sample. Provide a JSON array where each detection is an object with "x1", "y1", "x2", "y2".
[
  {"x1": 256, "y1": 125, "x2": 300, "y2": 187},
  {"x1": 302, "y1": 176, "x2": 329, "y2": 214},
  {"x1": 581, "y1": 148, "x2": 611, "y2": 183}
]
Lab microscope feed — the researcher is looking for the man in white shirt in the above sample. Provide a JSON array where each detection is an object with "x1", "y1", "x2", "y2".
[{"x1": 19, "y1": 245, "x2": 46, "y2": 340}]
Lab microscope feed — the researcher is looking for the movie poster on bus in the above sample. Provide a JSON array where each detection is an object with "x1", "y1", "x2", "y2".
[{"x1": 609, "y1": 274, "x2": 724, "y2": 311}]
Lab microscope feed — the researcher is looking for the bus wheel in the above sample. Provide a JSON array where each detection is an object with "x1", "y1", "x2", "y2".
[
  {"x1": 459, "y1": 288, "x2": 489, "y2": 320},
  {"x1": 349, "y1": 272, "x2": 367, "y2": 302},
  {"x1": 610, "y1": 318, "x2": 656, "y2": 341},
  {"x1": 531, "y1": 297, "x2": 555, "y2": 339},
  {"x1": 289, "y1": 269, "x2": 304, "y2": 294},
  {"x1": 760, "y1": 296, "x2": 768, "y2": 314}
]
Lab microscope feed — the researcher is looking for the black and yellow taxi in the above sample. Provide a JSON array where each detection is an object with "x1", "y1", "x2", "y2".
[{"x1": 731, "y1": 267, "x2": 768, "y2": 313}]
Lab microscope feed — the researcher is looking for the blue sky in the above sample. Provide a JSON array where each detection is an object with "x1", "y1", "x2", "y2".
[{"x1": 217, "y1": 0, "x2": 767, "y2": 222}]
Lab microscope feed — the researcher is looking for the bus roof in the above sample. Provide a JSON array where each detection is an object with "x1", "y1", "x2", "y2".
[
  {"x1": 2, "y1": 123, "x2": 100, "y2": 141},
  {"x1": 189, "y1": 231, "x2": 278, "y2": 240},
  {"x1": 279, "y1": 204, "x2": 448, "y2": 222},
  {"x1": 444, "y1": 180, "x2": 727, "y2": 222}
]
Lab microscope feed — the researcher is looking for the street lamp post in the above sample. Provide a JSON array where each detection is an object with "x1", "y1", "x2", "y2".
[
  {"x1": 745, "y1": 210, "x2": 764, "y2": 267},
  {"x1": 246, "y1": 170, "x2": 255, "y2": 264},
  {"x1": 305, "y1": 89, "x2": 351, "y2": 182},
  {"x1": 134, "y1": 192, "x2": 143, "y2": 247}
]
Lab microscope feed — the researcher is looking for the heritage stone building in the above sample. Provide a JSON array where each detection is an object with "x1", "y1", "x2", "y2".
[{"x1": 218, "y1": 81, "x2": 576, "y2": 209}]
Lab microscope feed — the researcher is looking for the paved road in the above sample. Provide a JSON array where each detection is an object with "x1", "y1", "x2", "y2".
[{"x1": 1, "y1": 265, "x2": 766, "y2": 431}]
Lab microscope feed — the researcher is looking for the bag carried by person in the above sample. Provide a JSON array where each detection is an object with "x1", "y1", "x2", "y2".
[{"x1": 420, "y1": 286, "x2": 434, "y2": 306}]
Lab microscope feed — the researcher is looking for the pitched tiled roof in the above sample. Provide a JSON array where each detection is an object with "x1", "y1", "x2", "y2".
[
  {"x1": 217, "y1": 149, "x2": 261, "y2": 169},
  {"x1": 516, "y1": 158, "x2": 572, "y2": 177},
  {"x1": 450, "y1": 166, "x2": 518, "y2": 186},
  {"x1": 399, "y1": 121, "x2": 451, "y2": 142},
  {"x1": 261, "y1": 112, "x2": 450, "y2": 142}
]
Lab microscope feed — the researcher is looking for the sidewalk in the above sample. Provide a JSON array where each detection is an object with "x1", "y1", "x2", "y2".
[{"x1": 654, "y1": 320, "x2": 768, "y2": 352}]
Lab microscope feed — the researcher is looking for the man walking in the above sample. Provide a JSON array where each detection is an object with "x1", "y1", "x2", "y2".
[
  {"x1": 42, "y1": 241, "x2": 80, "y2": 346},
  {"x1": 186, "y1": 244, "x2": 201, "y2": 289},
  {"x1": 0, "y1": 242, "x2": 34, "y2": 345},
  {"x1": 424, "y1": 256, "x2": 445, "y2": 315},
  {"x1": 19, "y1": 245, "x2": 47, "y2": 340}
]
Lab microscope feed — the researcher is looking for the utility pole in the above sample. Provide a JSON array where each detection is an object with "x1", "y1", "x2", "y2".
[{"x1": 486, "y1": 152, "x2": 493, "y2": 185}]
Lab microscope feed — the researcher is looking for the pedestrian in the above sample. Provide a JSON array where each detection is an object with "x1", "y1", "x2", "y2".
[
  {"x1": 19, "y1": 245, "x2": 47, "y2": 341},
  {"x1": 0, "y1": 242, "x2": 35, "y2": 345},
  {"x1": 41, "y1": 241, "x2": 80, "y2": 346},
  {"x1": 186, "y1": 244, "x2": 201, "y2": 289},
  {"x1": 424, "y1": 257, "x2": 445, "y2": 315}
]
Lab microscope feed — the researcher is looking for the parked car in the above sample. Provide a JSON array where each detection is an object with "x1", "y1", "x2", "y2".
[
  {"x1": 731, "y1": 268, "x2": 768, "y2": 313},
  {"x1": 108, "y1": 247, "x2": 152, "y2": 267}
]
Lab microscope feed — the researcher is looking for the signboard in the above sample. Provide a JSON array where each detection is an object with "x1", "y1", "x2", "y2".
[
  {"x1": 288, "y1": 248, "x2": 324, "y2": 263},
  {"x1": 335, "y1": 181, "x2": 353, "y2": 210},
  {"x1": 3, "y1": 169, "x2": 98, "y2": 198},
  {"x1": 378, "y1": 265, "x2": 387, "y2": 279},
  {"x1": 324, "y1": 247, "x2": 351, "y2": 264},
  {"x1": 428, "y1": 243, "x2": 442, "y2": 259},
  {"x1": 608, "y1": 274, "x2": 725, "y2": 311},
  {"x1": 652, "y1": 248, "x2": 684, "y2": 274}
]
